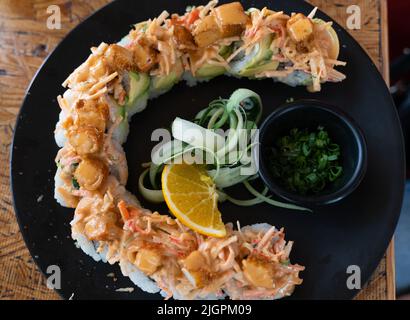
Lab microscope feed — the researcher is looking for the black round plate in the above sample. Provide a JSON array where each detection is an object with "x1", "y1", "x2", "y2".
[{"x1": 11, "y1": 0, "x2": 405, "y2": 300}]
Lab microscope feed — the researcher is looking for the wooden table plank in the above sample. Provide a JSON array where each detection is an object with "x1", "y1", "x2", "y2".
[{"x1": 0, "y1": 0, "x2": 394, "y2": 300}]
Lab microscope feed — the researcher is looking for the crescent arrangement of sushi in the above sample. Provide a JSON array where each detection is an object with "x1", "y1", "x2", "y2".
[{"x1": 53, "y1": 1, "x2": 345, "y2": 299}]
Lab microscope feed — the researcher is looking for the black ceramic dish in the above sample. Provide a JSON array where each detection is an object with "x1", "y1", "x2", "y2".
[
  {"x1": 11, "y1": 0, "x2": 405, "y2": 299},
  {"x1": 258, "y1": 100, "x2": 367, "y2": 207}
]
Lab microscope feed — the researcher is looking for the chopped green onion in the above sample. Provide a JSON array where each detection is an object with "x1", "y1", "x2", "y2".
[{"x1": 270, "y1": 126, "x2": 343, "y2": 195}]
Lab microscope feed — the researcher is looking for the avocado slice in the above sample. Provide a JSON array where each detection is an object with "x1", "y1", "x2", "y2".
[
  {"x1": 149, "y1": 60, "x2": 184, "y2": 98},
  {"x1": 108, "y1": 97, "x2": 130, "y2": 145},
  {"x1": 195, "y1": 45, "x2": 233, "y2": 79},
  {"x1": 196, "y1": 64, "x2": 226, "y2": 79},
  {"x1": 230, "y1": 34, "x2": 275, "y2": 77},
  {"x1": 124, "y1": 71, "x2": 150, "y2": 116},
  {"x1": 239, "y1": 60, "x2": 279, "y2": 78}
]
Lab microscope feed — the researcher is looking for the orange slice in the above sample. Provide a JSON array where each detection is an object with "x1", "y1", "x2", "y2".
[{"x1": 161, "y1": 163, "x2": 226, "y2": 237}]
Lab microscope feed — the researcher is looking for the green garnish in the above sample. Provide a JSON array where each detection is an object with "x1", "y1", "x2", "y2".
[
  {"x1": 139, "y1": 88, "x2": 310, "y2": 212},
  {"x1": 72, "y1": 177, "x2": 80, "y2": 190},
  {"x1": 270, "y1": 127, "x2": 343, "y2": 195}
]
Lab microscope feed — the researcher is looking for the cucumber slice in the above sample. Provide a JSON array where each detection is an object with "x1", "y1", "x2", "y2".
[{"x1": 230, "y1": 34, "x2": 274, "y2": 77}]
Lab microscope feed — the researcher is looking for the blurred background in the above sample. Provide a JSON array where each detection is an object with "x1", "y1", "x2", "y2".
[{"x1": 388, "y1": 0, "x2": 410, "y2": 300}]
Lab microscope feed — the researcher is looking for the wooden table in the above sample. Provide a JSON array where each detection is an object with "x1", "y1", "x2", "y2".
[{"x1": 0, "y1": 0, "x2": 395, "y2": 299}]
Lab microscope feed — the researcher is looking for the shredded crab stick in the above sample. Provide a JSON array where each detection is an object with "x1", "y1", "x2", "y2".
[
  {"x1": 71, "y1": 191, "x2": 304, "y2": 299},
  {"x1": 52, "y1": 1, "x2": 322, "y2": 299}
]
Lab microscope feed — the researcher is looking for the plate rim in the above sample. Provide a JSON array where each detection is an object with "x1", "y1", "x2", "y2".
[{"x1": 10, "y1": 0, "x2": 406, "y2": 300}]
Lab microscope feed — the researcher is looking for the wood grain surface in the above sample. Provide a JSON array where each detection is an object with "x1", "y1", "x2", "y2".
[{"x1": 0, "y1": 0, "x2": 394, "y2": 300}]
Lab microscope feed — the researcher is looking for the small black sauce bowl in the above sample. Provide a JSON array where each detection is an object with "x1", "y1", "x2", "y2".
[{"x1": 256, "y1": 100, "x2": 367, "y2": 207}]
